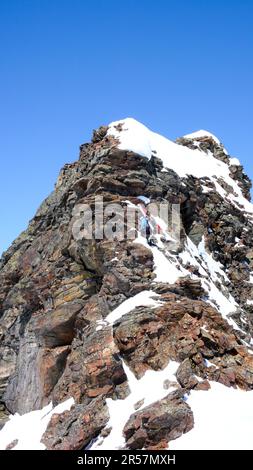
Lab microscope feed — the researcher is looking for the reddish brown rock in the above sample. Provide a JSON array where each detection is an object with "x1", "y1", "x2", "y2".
[
  {"x1": 194, "y1": 380, "x2": 211, "y2": 391},
  {"x1": 123, "y1": 390, "x2": 194, "y2": 449},
  {"x1": 176, "y1": 359, "x2": 199, "y2": 389},
  {"x1": 114, "y1": 293, "x2": 253, "y2": 390},
  {"x1": 5, "y1": 439, "x2": 18, "y2": 450},
  {"x1": 53, "y1": 324, "x2": 129, "y2": 404},
  {"x1": 42, "y1": 398, "x2": 109, "y2": 450}
]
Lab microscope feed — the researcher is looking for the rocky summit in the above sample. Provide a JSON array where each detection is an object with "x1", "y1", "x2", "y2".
[{"x1": 0, "y1": 118, "x2": 253, "y2": 450}]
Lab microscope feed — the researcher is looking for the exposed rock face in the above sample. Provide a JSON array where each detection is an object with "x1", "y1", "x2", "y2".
[
  {"x1": 52, "y1": 323, "x2": 129, "y2": 405},
  {"x1": 42, "y1": 398, "x2": 109, "y2": 450},
  {"x1": 0, "y1": 118, "x2": 253, "y2": 449},
  {"x1": 123, "y1": 390, "x2": 194, "y2": 450},
  {"x1": 114, "y1": 292, "x2": 253, "y2": 390}
]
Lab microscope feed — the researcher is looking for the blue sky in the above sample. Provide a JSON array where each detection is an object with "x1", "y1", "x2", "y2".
[{"x1": 0, "y1": 0, "x2": 252, "y2": 254}]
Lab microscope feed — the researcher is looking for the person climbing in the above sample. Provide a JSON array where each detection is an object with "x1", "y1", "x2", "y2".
[{"x1": 140, "y1": 212, "x2": 152, "y2": 245}]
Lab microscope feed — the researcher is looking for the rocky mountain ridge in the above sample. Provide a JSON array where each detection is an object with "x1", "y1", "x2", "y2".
[{"x1": 0, "y1": 118, "x2": 253, "y2": 450}]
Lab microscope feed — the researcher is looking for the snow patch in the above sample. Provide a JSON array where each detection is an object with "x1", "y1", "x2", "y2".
[
  {"x1": 91, "y1": 360, "x2": 179, "y2": 450},
  {"x1": 230, "y1": 157, "x2": 241, "y2": 166},
  {"x1": 0, "y1": 398, "x2": 74, "y2": 450},
  {"x1": 183, "y1": 129, "x2": 221, "y2": 145},
  {"x1": 108, "y1": 118, "x2": 253, "y2": 215},
  {"x1": 106, "y1": 290, "x2": 161, "y2": 325},
  {"x1": 170, "y1": 382, "x2": 253, "y2": 450},
  {"x1": 180, "y1": 236, "x2": 240, "y2": 329},
  {"x1": 135, "y1": 234, "x2": 185, "y2": 284}
]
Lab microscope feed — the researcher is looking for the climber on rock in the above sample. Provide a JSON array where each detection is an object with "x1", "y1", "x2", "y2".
[{"x1": 140, "y1": 212, "x2": 153, "y2": 245}]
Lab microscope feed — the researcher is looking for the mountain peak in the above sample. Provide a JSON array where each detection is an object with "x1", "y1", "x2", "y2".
[
  {"x1": 106, "y1": 118, "x2": 252, "y2": 210},
  {"x1": 183, "y1": 129, "x2": 221, "y2": 145},
  {"x1": 0, "y1": 118, "x2": 253, "y2": 450}
]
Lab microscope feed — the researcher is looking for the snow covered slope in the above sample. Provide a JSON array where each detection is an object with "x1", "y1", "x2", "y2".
[
  {"x1": 0, "y1": 399, "x2": 74, "y2": 450},
  {"x1": 108, "y1": 118, "x2": 253, "y2": 214},
  {"x1": 170, "y1": 382, "x2": 253, "y2": 450},
  {"x1": 183, "y1": 129, "x2": 222, "y2": 145}
]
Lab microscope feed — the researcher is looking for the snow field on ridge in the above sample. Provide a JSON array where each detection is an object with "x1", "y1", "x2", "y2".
[{"x1": 108, "y1": 118, "x2": 253, "y2": 215}]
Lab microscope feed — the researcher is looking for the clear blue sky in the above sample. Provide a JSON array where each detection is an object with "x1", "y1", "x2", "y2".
[{"x1": 0, "y1": 0, "x2": 252, "y2": 255}]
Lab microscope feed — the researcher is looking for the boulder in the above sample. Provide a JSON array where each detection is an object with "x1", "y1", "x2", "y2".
[{"x1": 123, "y1": 390, "x2": 194, "y2": 449}]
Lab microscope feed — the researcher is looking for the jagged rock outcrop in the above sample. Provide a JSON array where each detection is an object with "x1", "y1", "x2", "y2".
[
  {"x1": 123, "y1": 390, "x2": 194, "y2": 450},
  {"x1": 113, "y1": 292, "x2": 253, "y2": 389},
  {"x1": 41, "y1": 398, "x2": 109, "y2": 450},
  {"x1": 0, "y1": 118, "x2": 253, "y2": 449}
]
